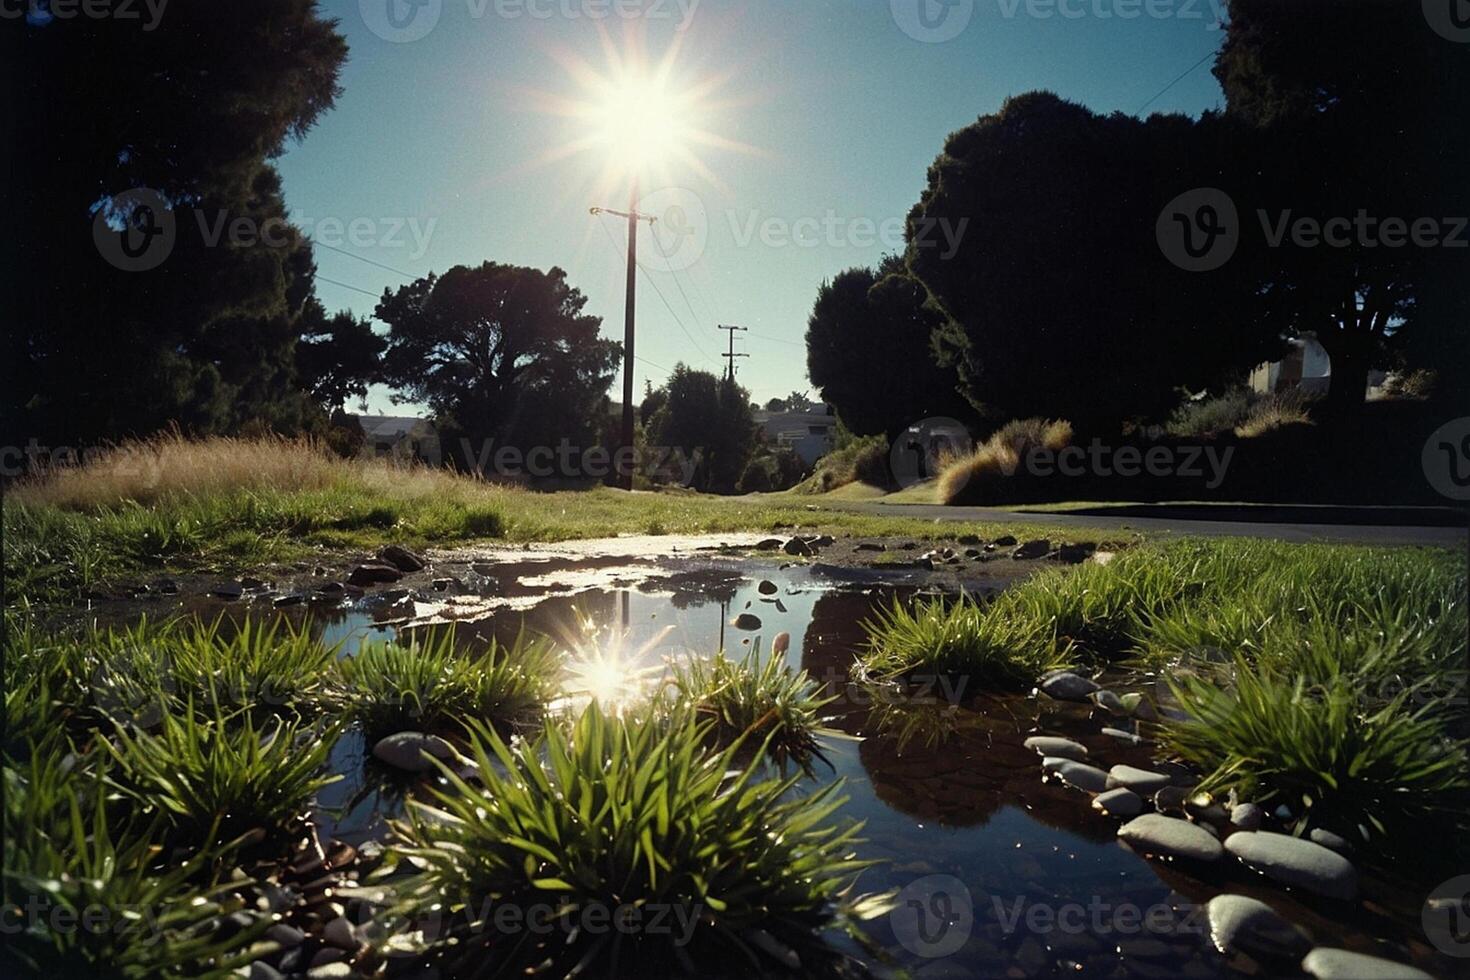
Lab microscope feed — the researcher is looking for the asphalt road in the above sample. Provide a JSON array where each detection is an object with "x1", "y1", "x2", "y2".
[{"x1": 817, "y1": 500, "x2": 1469, "y2": 548}]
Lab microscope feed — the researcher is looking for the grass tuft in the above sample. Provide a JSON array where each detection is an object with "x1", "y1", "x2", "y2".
[
  {"x1": 333, "y1": 627, "x2": 561, "y2": 743},
  {"x1": 668, "y1": 645, "x2": 833, "y2": 772},
  {"x1": 936, "y1": 418, "x2": 1072, "y2": 505},
  {"x1": 102, "y1": 700, "x2": 341, "y2": 845},
  {"x1": 386, "y1": 701, "x2": 871, "y2": 977}
]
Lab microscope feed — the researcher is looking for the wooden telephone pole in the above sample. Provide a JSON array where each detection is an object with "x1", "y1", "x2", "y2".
[
  {"x1": 591, "y1": 185, "x2": 656, "y2": 490},
  {"x1": 718, "y1": 324, "x2": 749, "y2": 382}
]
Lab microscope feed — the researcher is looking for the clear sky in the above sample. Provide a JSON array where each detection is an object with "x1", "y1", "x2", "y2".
[{"x1": 278, "y1": 0, "x2": 1228, "y2": 413}]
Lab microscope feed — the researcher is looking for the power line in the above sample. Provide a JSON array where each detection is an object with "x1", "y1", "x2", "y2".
[
  {"x1": 594, "y1": 213, "x2": 717, "y2": 368},
  {"x1": 1137, "y1": 47, "x2": 1216, "y2": 116},
  {"x1": 746, "y1": 329, "x2": 803, "y2": 347},
  {"x1": 315, "y1": 274, "x2": 384, "y2": 300},
  {"x1": 309, "y1": 239, "x2": 421, "y2": 281}
]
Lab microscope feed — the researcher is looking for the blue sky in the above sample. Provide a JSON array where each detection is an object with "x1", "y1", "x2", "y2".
[{"x1": 278, "y1": 0, "x2": 1228, "y2": 413}]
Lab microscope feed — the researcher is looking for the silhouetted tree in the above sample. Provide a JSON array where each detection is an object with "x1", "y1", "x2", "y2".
[
  {"x1": 1214, "y1": 0, "x2": 1470, "y2": 414},
  {"x1": 807, "y1": 256, "x2": 970, "y2": 440},
  {"x1": 906, "y1": 93, "x2": 1273, "y2": 429},
  {"x1": 4, "y1": 1, "x2": 352, "y2": 446},
  {"x1": 296, "y1": 301, "x2": 387, "y2": 412},
  {"x1": 375, "y1": 262, "x2": 619, "y2": 470},
  {"x1": 645, "y1": 365, "x2": 756, "y2": 493}
]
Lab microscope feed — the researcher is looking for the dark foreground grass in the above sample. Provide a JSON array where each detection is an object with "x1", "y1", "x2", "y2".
[
  {"x1": 3, "y1": 436, "x2": 1112, "y2": 605},
  {"x1": 4, "y1": 613, "x2": 880, "y2": 978}
]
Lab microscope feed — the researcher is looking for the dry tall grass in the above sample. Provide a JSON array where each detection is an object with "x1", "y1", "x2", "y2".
[
  {"x1": 937, "y1": 418, "x2": 1073, "y2": 505},
  {"x1": 1234, "y1": 391, "x2": 1314, "y2": 439},
  {"x1": 9, "y1": 432, "x2": 508, "y2": 510}
]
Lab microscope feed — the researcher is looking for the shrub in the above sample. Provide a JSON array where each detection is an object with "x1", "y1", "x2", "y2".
[
  {"x1": 3, "y1": 743, "x2": 270, "y2": 978},
  {"x1": 936, "y1": 418, "x2": 1072, "y2": 505},
  {"x1": 103, "y1": 701, "x2": 341, "y2": 844},
  {"x1": 1160, "y1": 659, "x2": 1470, "y2": 853},
  {"x1": 1165, "y1": 388, "x2": 1255, "y2": 438},
  {"x1": 165, "y1": 618, "x2": 340, "y2": 717},
  {"x1": 798, "y1": 434, "x2": 889, "y2": 493},
  {"x1": 386, "y1": 703, "x2": 872, "y2": 977},
  {"x1": 334, "y1": 628, "x2": 560, "y2": 742},
  {"x1": 1235, "y1": 390, "x2": 1314, "y2": 438},
  {"x1": 669, "y1": 646, "x2": 832, "y2": 772}
]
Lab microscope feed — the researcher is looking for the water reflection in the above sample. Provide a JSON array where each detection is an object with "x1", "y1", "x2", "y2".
[{"x1": 75, "y1": 558, "x2": 1453, "y2": 978}]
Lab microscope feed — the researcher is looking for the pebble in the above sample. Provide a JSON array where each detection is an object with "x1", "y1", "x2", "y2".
[
  {"x1": 250, "y1": 964, "x2": 286, "y2": 980},
  {"x1": 1042, "y1": 758, "x2": 1111, "y2": 793},
  {"x1": 372, "y1": 732, "x2": 455, "y2": 773},
  {"x1": 1230, "y1": 803, "x2": 1264, "y2": 831},
  {"x1": 1106, "y1": 765, "x2": 1173, "y2": 794},
  {"x1": 1089, "y1": 689, "x2": 1130, "y2": 716},
  {"x1": 1101, "y1": 727, "x2": 1148, "y2": 747},
  {"x1": 1300, "y1": 948, "x2": 1432, "y2": 980},
  {"x1": 346, "y1": 563, "x2": 402, "y2": 587},
  {"x1": 323, "y1": 916, "x2": 359, "y2": 950},
  {"x1": 1224, "y1": 831, "x2": 1359, "y2": 901},
  {"x1": 1013, "y1": 539, "x2": 1052, "y2": 560},
  {"x1": 1038, "y1": 671, "x2": 1100, "y2": 702},
  {"x1": 1117, "y1": 814, "x2": 1224, "y2": 862},
  {"x1": 1023, "y1": 736, "x2": 1088, "y2": 760},
  {"x1": 1309, "y1": 828, "x2": 1350, "y2": 853},
  {"x1": 306, "y1": 964, "x2": 355, "y2": 980},
  {"x1": 1205, "y1": 894, "x2": 1311, "y2": 960},
  {"x1": 377, "y1": 545, "x2": 426, "y2": 572},
  {"x1": 266, "y1": 923, "x2": 305, "y2": 948},
  {"x1": 1092, "y1": 788, "x2": 1144, "y2": 817},
  {"x1": 1153, "y1": 786, "x2": 1189, "y2": 814},
  {"x1": 731, "y1": 613, "x2": 762, "y2": 630}
]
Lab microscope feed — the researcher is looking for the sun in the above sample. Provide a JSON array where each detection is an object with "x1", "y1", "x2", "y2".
[
  {"x1": 507, "y1": 23, "x2": 761, "y2": 204},
  {"x1": 592, "y1": 74, "x2": 691, "y2": 178}
]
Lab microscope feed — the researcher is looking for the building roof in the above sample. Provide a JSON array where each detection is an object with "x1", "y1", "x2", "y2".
[{"x1": 354, "y1": 415, "x2": 433, "y2": 440}]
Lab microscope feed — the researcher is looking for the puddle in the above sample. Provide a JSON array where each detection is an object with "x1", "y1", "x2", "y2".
[{"x1": 68, "y1": 549, "x2": 1454, "y2": 978}]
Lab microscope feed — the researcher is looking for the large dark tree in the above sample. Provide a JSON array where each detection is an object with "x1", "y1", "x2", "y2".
[
  {"x1": 4, "y1": 2, "x2": 355, "y2": 447},
  {"x1": 906, "y1": 92, "x2": 1274, "y2": 430},
  {"x1": 806, "y1": 256, "x2": 970, "y2": 440},
  {"x1": 1215, "y1": 0, "x2": 1470, "y2": 414},
  {"x1": 296, "y1": 301, "x2": 387, "y2": 412},
  {"x1": 375, "y1": 263, "x2": 620, "y2": 467},
  {"x1": 645, "y1": 365, "x2": 756, "y2": 493}
]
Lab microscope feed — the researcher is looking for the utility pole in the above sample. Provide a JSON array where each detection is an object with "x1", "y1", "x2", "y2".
[
  {"x1": 717, "y1": 324, "x2": 749, "y2": 383},
  {"x1": 591, "y1": 185, "x2": 656, "y2": 490}
]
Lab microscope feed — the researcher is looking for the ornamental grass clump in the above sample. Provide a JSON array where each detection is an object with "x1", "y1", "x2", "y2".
[
  {"x1": 334, "y1": 627, "x2": 560, "y2": 742},
  {"x1": 385, "y1": 702, "x2": 873, "y2": 978},
  {"x1": 102, "y1": 700, "x2": 341, "y2": 845},
  {"x1": 669, "y1": 645, "x2": 833, "y2": 772},
  {"x1": 1158, "y1": 657, "x2": 1470, "y2": 854},
  {"x1": 3, "y1": 740, "x2": 271, "y2": 978}
]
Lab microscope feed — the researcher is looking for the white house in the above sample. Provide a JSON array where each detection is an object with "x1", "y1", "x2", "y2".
[
  {"x1": 753, "y1": 406, "x2": 838, "y2": 465},
  {"x1": 1250, "y1": 336, "x2": 1388, "y2": 398},
  {"x1": 354, "y1": 415, "x2": 441, "y2": 465}
]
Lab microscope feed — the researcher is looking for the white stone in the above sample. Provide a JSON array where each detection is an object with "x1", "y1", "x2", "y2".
[
  {"x1": 1205, "y1": 894, "x2": 1310, "y2": 960},
  {"x1": 1301, "y1": 948, "x2": 1432, "y2": 980},
  {"x1": 1092, "y1": 788, "x2": 1144, "y2": 817},
  {"x1": 1024, "y1": 736, "x2": 1088, "y2": 760},
  {"x1": 1106, "y1": 765, "x2": 1173, "y2": 793}
]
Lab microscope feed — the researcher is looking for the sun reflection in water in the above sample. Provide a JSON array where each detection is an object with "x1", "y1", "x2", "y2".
[{"x1": 554, "y1": 611, "x2": 679, "y2": 716}]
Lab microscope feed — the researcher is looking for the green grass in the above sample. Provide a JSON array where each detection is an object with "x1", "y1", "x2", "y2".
[
  {"x1": 333, "y1": 627, "x2": 561, "y2": 742},
  {"x1": 3, "y1": 739, "x2": 272, "y2": 978},
  {"x1": 668, "y1": 644, "x2": 833, "y2": 773},
  {"x1": 3, "y1": 482, "x2": 1114, "y2": 605},
  {"x1": 384, "y1": 701, "x2": 873, "y2": 978},
  {"x1": 102, "y1": 700, "x2": 341, "y2": 845},
  {"x1": 1161, "y1": 657, "x2": 1470, "y2": 856}
]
